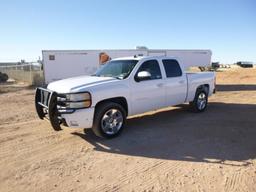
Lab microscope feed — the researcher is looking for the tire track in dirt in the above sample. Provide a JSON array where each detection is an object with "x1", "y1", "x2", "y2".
[
  {"x1": 129, "y1": 161, "x2": 187, "y2": 192},
  {"x1": 0, "y1": 135, "x2": 92, "y2": 186},
  {"x1": 196, "y1": 184, "x2": 205, "y2": 192},
  {"x1": 0, "y1": 130, "x2": 83, "y2": 170},
  {"x1": 0, "y1": 132, "x2": 32, "y2": 144},
  {"x1": 0, "y1": 119, "x2": 40, "y2": 128},
  {"x1": 87, "y1": 161, "x2": 165, "y2": 192},
  {"x1": 0, "y1": 123, "x2": 62, "y2": 156},
  {"x1": 224, "y1": 170, "x2": 243, "y2": 192},
  {"x1": 89, "y1": 161, "x2": 184, "y2": 192}
]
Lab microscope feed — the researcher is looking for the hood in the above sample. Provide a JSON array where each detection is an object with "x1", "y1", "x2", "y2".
[{"x1": 47, "y1": 75, "x2": 118, "y2": 93}]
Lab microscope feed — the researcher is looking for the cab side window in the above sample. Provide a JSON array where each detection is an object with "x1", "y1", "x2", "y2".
[
  {"x1": 136, "y1": 60, "x2": 162, "y2": 80},
  {"x1": 162, "y1": 59, "x2": 182, "y2": 77}
]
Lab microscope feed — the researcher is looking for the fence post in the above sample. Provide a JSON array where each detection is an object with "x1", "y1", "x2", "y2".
[{"x1": 30, "y1": 63, "x2": 32, "y2": 85}]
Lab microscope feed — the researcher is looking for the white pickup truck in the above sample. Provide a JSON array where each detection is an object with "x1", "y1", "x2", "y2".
[{"x1": 35, "y1": 56, "x2": 215, "y2": 138}]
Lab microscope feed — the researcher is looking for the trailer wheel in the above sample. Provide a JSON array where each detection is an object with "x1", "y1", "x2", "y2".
[
  {"x1": 190, "y1": 88, "x2": 208, "y2": 112},
  {"x1": 92, "y1": 102, "x2": 126, "y2": 138}
]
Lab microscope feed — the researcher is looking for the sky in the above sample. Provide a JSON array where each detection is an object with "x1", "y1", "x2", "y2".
[{"x1": 0, "y1": 0, "x2": 255, "y2": 63}]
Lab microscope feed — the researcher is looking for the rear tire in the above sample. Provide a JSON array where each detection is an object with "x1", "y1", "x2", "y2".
[
  {"x1": 92, "y1": 102, "x2": 126, "y2": 138},
  {"x1": 190, "y1": 88, "x2": 208, "y2": 112}
]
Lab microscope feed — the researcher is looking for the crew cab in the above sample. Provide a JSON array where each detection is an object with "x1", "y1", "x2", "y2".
[{"x1": 35, "y1": 56, "x2": 215, "y2": 138}]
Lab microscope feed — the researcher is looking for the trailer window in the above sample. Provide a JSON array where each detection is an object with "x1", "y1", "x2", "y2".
[
  {"x1": 162, "y1": 59, "x2": 182, "y2": 77},
  {"x1": 49, "y1": 55, "x2": 55, "y2": 61}
]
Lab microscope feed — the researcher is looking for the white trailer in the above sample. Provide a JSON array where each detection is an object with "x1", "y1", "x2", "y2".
[{"x1": 42, "y1": 49, "x2": 212, "y2": 84}]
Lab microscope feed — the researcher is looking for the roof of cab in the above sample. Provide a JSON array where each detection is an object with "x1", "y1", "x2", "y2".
[
  {"x1": 112, "y1": 55, "x2": 179, "y2": 61},
  {"x1": 111, "y1": 56, "x2": 144, "y2": 61}
]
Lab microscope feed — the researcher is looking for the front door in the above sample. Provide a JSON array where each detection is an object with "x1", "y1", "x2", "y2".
[{"x1": 130, "y1": 59, "x2": 165, "y2": 115}]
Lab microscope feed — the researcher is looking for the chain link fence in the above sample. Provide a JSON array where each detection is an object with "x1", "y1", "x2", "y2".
[{"x1": 0, "y1": 63, "x2": 44, "y2": 85}]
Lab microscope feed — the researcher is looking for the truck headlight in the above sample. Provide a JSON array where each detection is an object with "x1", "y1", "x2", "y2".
[
  {"x1": 65, "y1": 101, "x2": 91, "y2": 109},
  {"x1": 66, "y1": 93, "x2": 91, "y2": 102},
  {"x1": 59, "y1": 92, "x2": 91, "y2": 109}
]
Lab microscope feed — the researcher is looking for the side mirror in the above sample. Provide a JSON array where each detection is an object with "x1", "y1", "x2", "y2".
[{"x1": 135, "y1": 71, "x2": 151, "y2": 82}]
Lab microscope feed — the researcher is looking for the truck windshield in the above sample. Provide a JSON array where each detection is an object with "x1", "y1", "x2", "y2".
[{"x1": 94, "y1": 60, "x2": 138, "y2": 79}]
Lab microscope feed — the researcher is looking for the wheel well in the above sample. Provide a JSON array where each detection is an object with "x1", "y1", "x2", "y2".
[
  {"x1": 95, "y1": 97, "x2": 128, "y2": 114},
  {"x1": 197, "y1": 84, "x2": 209, "y2": 93}
]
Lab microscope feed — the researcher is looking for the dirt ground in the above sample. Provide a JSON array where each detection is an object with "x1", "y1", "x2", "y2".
[{"x1": 0, "y1": 68, "x2": 256, "y2": 192}]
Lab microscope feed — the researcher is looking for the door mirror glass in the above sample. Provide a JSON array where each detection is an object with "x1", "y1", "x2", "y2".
[{"x1": 135, "y1": 71, "x2": 151, "y2": 82}]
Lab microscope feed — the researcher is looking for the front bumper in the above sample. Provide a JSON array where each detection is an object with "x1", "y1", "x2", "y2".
[
  {"x1": 35, "y1": 87, "x2": 94, "y2": 130},
  {"x1": 61, "y1": 108, "x2": 94, "y2": 128}
]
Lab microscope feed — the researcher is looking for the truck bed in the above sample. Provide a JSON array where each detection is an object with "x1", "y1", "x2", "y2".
[{"x1": 185, "y1": 72, "x2": 215, "y2": 102}]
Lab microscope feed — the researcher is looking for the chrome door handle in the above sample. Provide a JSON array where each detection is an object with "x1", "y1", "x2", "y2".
[{"x1": 179, "y1": 80, "x2": 185, "y2": 84}]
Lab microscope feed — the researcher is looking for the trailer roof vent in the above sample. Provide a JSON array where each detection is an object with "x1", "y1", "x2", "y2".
[
  {"x1": 135, "y1": 46, "x2": 148, "y2": 50},
  {"x1": 134, "y1": 54, "x2": 144, "y2": 58}
]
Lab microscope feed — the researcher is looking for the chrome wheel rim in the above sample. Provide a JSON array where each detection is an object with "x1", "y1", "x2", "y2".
[
  {"x1": 101, "y1": 109, "x2": 123, "y2": 135},
  {"x1": 197, "y1": 92, "x2": 207, "y2": 110}
]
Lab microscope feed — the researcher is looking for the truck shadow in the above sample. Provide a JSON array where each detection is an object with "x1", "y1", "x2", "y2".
[
  {"x1": 72, "y1": 102, "x2": 256, "y2": 166},
  {"x1": 216, "y1": 84, "x2": 256, "y2": 91}
]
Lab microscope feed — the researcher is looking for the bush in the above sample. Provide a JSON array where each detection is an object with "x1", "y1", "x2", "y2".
[{"x1": 0, "y1": 72, "x2": 8, "y2": 82}]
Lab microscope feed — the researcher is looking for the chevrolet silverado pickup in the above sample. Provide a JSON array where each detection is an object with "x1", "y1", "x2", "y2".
[{"x1": 35, "y1": 56, "x2": 215, "y2": 138}]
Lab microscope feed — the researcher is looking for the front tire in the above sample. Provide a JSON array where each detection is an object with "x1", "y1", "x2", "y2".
[
  {"x1": 92, "y1": 102, "x2": 126, "y2": 138},
  {"x1": 190, "y1": 89, "x2": 208, "y2": 112}
]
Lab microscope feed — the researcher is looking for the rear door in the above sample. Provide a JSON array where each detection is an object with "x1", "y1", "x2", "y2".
[
  {"x1": 130, "y1": 59, "x2": 165, "y2": 115},
  {"x1": 162, "y1": 59, "x2": 187, "y2": 106}
]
